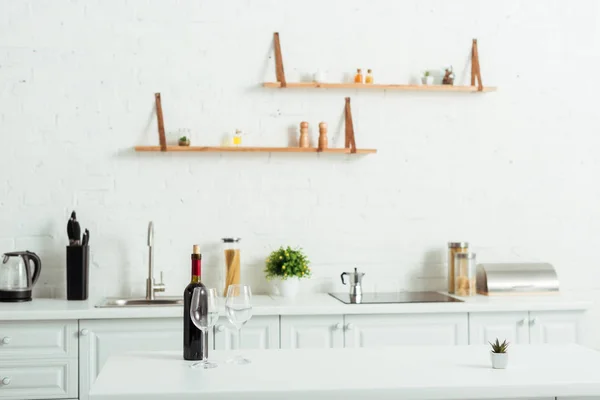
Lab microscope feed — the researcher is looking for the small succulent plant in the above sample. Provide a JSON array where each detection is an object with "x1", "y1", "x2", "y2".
[
  {"x1": 489, "y1": 338, "x2": 509, "y2": 354},
  {"x1": 424, "y1": 71, "x2": 431, "y2": 77},
  {"x1": 179, "y1": 136, "x2": 188, "y2": 142}
]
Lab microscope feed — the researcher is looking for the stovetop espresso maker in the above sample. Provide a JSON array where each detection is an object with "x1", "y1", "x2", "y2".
[{"x1": 340, "y1": 268, "x2": 365, "y2": 301}]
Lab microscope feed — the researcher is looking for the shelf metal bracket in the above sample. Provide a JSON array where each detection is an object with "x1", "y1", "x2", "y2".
[
  {"x1": 273, "y1": 32, "x2": 287, "y2": 88},
  {"x1": 471, "y1": 39, "x2": 484, "y2": 92},
  {"x1": 155, "y1": 93, "x2": 167, "y2": 151}
]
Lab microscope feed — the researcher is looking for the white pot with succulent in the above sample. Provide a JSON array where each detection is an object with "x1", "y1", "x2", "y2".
[
  {"x1": 489, "y1": 338, "x2": 509, "y2": 369},
  {"x1": 421, "y1": 71, "x2": 434, "y2": 85},
  {"x1": 265, "y1": 246, "x2": 311, "y2": 298}
]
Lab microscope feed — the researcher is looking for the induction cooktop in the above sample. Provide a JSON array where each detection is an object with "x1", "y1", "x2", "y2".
[{"x1": 328, "y1": 291, "x2": 463, "y2": 304}]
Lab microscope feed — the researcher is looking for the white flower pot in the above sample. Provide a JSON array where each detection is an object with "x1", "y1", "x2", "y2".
[
  {"x1": 313, "y1": 70, "x2": 326, "y2": 83},
  {"x1": 421, "y1": 76, "x2": 434, "y2": 85},
  {"x1": 275, "y1": 277, "x2": 300, "y2": 298},
  {"x1": 490, "y1": 352, "x2": 508, "y2": 369}
]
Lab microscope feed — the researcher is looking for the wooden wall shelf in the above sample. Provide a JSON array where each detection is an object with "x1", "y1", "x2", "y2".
[
  {"x1": 138, "y1": 94, "x2": 373, "y2": 155},
  {"x1": 263, "y1": 82, "x2": 496, "y2": 92},
  {"x1": 134, "y1": 146, "x2": 377, "y2": 154},
  {"x1": 269, "y1": 34, "x2": 492, "y2": 92}
]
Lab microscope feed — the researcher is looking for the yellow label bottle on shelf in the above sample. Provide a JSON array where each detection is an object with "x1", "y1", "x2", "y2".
[{"x1": 233, "y1": 129, "x2": 242, "y2": 146}]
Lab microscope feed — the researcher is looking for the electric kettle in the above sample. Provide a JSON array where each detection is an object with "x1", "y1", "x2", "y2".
[{"x1": 0, "y1": 251, "x2": 42, "y2": 302}]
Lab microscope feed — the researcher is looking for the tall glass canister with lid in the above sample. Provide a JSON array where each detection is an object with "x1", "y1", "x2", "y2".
[
  {"x1": 448, "y1": 242, "x2": 469, "y2": 294},
  {"x1": 221, "y1": 238, "x2": 241, "y2": 297},
  {"x1": 454, "y1": 252, "x2": 477, "y2": 296}
]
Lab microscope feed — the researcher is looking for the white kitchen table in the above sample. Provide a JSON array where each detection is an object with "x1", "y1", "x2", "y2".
[{"x1": 89, "y1": 344, "x2": 600, "y2": 400}]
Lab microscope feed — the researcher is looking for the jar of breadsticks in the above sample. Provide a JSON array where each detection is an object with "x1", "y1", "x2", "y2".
[
  {"x1": 221, "y1": 238, "x2": 241, "y2": 297},
  {"x1": 454, "y1": 252, "x2": 476, "y2": 296},
  {"x1": 448, "y1": 242, "x2": 469, "y2": 294}
]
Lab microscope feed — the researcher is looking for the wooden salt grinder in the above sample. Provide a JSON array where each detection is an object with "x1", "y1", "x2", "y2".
[
  {"x1": 318, "y1": 122, "x2": 328, "y2": 150},
  {"x1": 299, "y1": 121, "x2": 309, "y2": 148}
]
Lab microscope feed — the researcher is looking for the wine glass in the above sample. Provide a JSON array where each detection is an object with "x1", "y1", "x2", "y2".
[
  {"x1": 225, "y1": 284, "x2": 253, "y2": 364},
  {"x1": 189, "y1": 287, "x2": 219, "y2": 369}
]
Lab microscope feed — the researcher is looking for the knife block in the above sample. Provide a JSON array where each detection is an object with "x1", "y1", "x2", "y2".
[{"x1": 66, "y1": 246, "x2": 89, "y2": 300}]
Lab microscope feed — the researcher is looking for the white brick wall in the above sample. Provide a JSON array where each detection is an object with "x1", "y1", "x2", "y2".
[{"x1": 1, "y1": 0, "x2": 600, "y2": 346}]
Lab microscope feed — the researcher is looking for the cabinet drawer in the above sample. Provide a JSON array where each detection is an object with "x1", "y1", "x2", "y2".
[
  {"x1": 0, "y1": 358, "x2": 77, "y2": 399},
  {"x1": 0, "y1": 321, "x2": 78, "y2": 359}
]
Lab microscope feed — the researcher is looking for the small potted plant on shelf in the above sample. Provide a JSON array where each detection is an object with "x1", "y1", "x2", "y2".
[
  {"x1": 178, "y1": 136, "x2": 190, "y2": 146},
  {"x1": 265, "y1": 246, "x2": 311, "y2": 298},
  {"x1": 178, "y1": 136, "x2": 191, "y2": 146},
  {"x1": 421, "y1": 71, "x2": 434, "y2": 85},
  {"x1": 489, "y1": 338, "x2": 509, "y2": 369}
]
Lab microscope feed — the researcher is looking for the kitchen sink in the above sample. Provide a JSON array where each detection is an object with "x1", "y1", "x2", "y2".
[{"x1": 95, "y1": 297, "x2": 183, "y2": 308}]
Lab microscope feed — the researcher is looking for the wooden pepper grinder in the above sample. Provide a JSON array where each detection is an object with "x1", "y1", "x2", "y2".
[
  {"x1": 318, "y1": 122, "x2": 328, "y2": 150},
  {"x1": 299, "y1": 121, "x2": 309, "y2": 148}
]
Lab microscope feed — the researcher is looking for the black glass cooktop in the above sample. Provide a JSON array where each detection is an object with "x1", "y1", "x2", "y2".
[{"x1": 328, "y1": 291, "x2": 463, "y2": 304}]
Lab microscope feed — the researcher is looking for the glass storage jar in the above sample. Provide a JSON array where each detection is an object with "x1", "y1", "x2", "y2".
[
  {"x1": 448, "y1": 242, "x2": 469, "y2": 294},
  {"x1": 454, "y1": 252, "x2": 477, "y2": 296},
  {"x1": 221, "y1": 238, "x2": 241, "y2": 297}
]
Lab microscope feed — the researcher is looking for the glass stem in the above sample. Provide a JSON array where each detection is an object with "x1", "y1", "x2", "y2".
[
  {"x1": 202, "y1": 329, "x2": 209, "y2": 362},
  {"x1": 237, "y1": 327, "x2": 242, "y2": 354}
]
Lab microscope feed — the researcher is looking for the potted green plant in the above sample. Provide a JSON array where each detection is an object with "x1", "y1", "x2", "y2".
[
  {"x1": 178, "y1": 136, "x2": 190, "y2": 146},
  {"x1": 421, "y1": 70, "x2": 434, "y2": 85},
  {"x1": 489, "y1": 338, "x2": 509, "y2": 369},
  {"x1": 265, "y1": 246, "x2": 311, "y2": 298}
]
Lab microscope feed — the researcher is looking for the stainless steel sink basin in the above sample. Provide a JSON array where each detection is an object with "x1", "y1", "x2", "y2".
[{"x1": 96, "y1": 297, "x2": 183, "y2": 308}]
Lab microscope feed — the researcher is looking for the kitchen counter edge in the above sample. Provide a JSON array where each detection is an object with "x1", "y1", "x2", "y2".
[{"x1": 0, "y1": 292, "x2": 592, "y2": 321}]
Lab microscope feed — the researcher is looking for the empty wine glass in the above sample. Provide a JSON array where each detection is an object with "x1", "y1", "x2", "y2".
[
  {"x1": 190, "y1": 287, "x2": 219, "y2": 369},
  {"x1": 225, "y1": 284, "x2": 253, "y2": 364}
]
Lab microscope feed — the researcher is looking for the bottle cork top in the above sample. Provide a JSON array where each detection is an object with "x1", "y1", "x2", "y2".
[
  {"x1": 300, "y1": 121, "x2": 309, "y2": 128},
  {"x1": 367, "y1": 69, "x2": 372, "y2": 73},
  {"x1": 357, "y1": 68, "x2": 362, "y2": 72},
  {"x1": 192, "y1": 245, "x2": 200, "y2": 254}
]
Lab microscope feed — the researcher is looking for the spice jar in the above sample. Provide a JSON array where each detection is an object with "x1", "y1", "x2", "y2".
[
  {"x1": 454, "y1": 252, "x2": 477, "y2": 296},
  {"x1": 222, "y1": 238, "x2": 241, "y2": 296},
  {"x1": 448, "y1": 242, "x2": 469, "y2": 294}
]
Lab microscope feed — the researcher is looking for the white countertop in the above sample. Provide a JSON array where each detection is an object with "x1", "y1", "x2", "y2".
[
  {"x1": 0, "y1": 293, "x2": 591, "y2": 321},
  {"x1": 89, "y1": 345, "x2": 600, "y2": 400}
]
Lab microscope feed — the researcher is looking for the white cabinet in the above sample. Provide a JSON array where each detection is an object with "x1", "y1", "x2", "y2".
[
  {"x1": 0, "y1": 320, "x2": 78, "y2": 359},
  {"x1": 344, "y1": 313, "x2": 469, "y2": 348},
  {"x1": 214, "y1": 316, "x2": 279, "y2": 350},
  {"x1": 78, "y1": 318, "x2": 181, "y2": 400},
  {"x1": 0, "y1": 358, "x2": 78, "y2": 400},
  {"x1": 0, "y1": 320, "x2": 78, "y2": 400},
  {"x1": 280, "y1": 315, "x2": 344, "y2": 349},
  {"x1": 469, "y1": 312, "x2": 529, "y2": 345},
  {"x1": 529, "y1": 310, "x2": 583, "y2": 344},
  {"x1": 468, "y1": 310, "x2": 583, "y2": 345}
]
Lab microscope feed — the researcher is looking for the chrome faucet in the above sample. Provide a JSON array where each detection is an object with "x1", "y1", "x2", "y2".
[{"x1": 146, "y1": 221, "x2": 165, "y2": 300}]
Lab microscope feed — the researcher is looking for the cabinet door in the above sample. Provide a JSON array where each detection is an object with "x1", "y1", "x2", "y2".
[
  {"x1": 280, "y1": 315, "x2": 344, "y2": 349},
  {"x1": 214, "y1": 316, "x2": 279, "y2": 350},
  {"x1": 469, "y1": 312, "x2": 529, "y2": 345},
  {"x1": 529, "y1": 310, "x2": 583, "y2": 344},
  {"x1": 344, "y1": 313, "x2": 468, "y2": 348},
  {"x1": 79, "y1": 318, "x2": 182, "y2": 400}
]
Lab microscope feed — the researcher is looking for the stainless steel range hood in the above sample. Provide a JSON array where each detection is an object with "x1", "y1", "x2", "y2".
[{"x1": 476, "y1": 263, "x2": 559, "y2": 296}]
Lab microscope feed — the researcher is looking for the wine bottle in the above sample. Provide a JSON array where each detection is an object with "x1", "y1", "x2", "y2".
[{"x1": 183, "y1": 245, "x2": 206, "y2": 360}]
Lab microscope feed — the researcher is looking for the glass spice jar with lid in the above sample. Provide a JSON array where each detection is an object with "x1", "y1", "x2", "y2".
[
  {"x1": 448, "y1": 242, "x2": 469, "y2": 294},
  {"x1": 454, "y1": 252, "x2": 477, "y2": 296}
]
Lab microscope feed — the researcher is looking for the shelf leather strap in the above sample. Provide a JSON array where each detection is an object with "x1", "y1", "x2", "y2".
[
  {"x1": 471, "y1": 39, "x2": 484, "y2": 92},
  {"x1": 273, "y1": 32, "x2": 287, "y2": 88},
  {"x1": 155, "y1": 93, "x2": 167, "y2": 151},
  {"x1": 345, "y1": 97, "x2": 357, "y2": 154}
]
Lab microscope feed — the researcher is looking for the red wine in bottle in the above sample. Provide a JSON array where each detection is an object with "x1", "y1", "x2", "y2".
[{"x1": 183, "y1": 245, "x2": 206, "y2": 360}]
